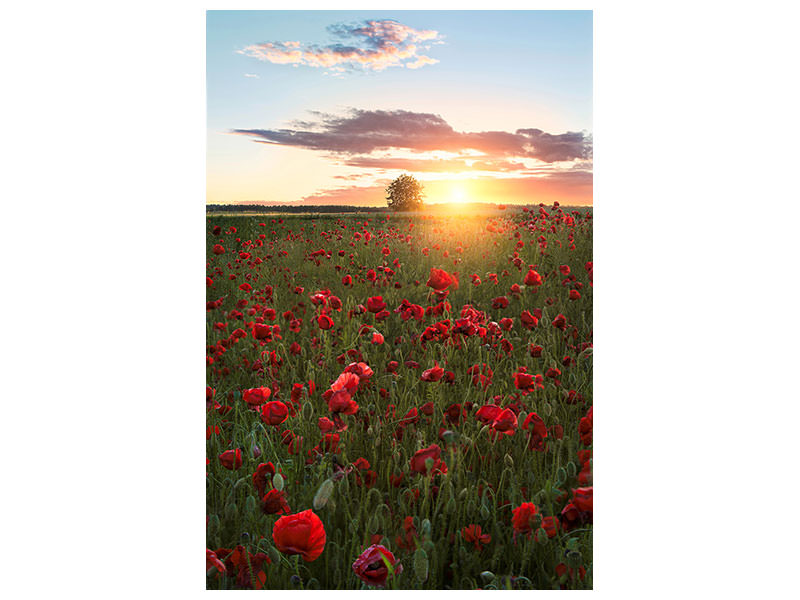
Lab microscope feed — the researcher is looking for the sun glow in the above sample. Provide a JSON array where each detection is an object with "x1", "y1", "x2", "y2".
[{"x1": 450, "y1": 183, "x2": 469, "y2": 204}]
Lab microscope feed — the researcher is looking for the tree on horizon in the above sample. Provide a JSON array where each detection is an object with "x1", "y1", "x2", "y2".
[{"x1": 386, "y1": 174, "x2": 425, "y2": 211}]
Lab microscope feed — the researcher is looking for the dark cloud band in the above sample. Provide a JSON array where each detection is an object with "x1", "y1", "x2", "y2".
[{"x1": 232, "y1": 109, "x2": 592, "y2": 163}]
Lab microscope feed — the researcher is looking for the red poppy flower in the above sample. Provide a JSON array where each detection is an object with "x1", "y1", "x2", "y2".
[
  {"x1": 327, "y1": 389, "x2": 359, "y2": 415},
  {"x1": 523, "y1": 412, "x2": 548, "y2": 451},
  {"x1": 261, "y1": 489, "x2": 291, "y2": 515},
  {"x1": 212, "y1": 244, "x2": 225, "y2": 255},
  {"x1": 351, "y1": 544, "x2": 403, "y2": 587},
  {"x1": 514, "y1": 370, "x2": 543, "y2": 393},
  {"x1": 218, "y1": 448, "x2": 242, "y2": 470},
  {"x1": 318, "y1": 433, "x2": 340, "y2": 453},
  {"x1": 331, "y1": 372, "x2": 360, "y2": 395},
  {"x1": 444, "y1": 403, "x2": 464, "y2": 424},
  {"x1": 426, "y1": 267, "x2": 454, "y2": 291},
  {"x1": 261, "y1": 401, "x2": 289, "y2": 426},
  {"x1": 252, "y1": 323, "x2": 272, "y2": 340},
  {"x1": 394, "y1": 515, "x2": 418, "y2": 550},
  {"x1": 524, "y1": 268, "x2": 542, "y2": 286},
  {"x1": 549, "y1": 424, "x2": 564, "y2": 440},
  {"x1": 560, "y1": 498, "x2": 592, "y2": 532},
  {"x1": 206, "y1": 548, "x2": 226, "y2": 573},
  {"x1": 520, "y1": 310, "x2": 539, "y2": 329},
  {"x1": 353, "y1": 457, "x2": 370, "y2": 471},
  {"x1": 545, "y1": 367, "x2": 562, "y2": 379},
  {"x1": 552, "y1": 314, "x2": 567, "y2": 330},
  {"x1": 491, "y1": 407, "x2": 518, "y2": 435},
  {"x1": 475, "y1": 404, "x2": 502, "y2": 425},
  {"x1": 272, "y1": 509, "x2": 326, "y2": 562},
  {"x1": 579, "y1": 406, "x2": 593, "y2": 446},
  {"x1": 356, "y1": 471, "x2": 383, "y2": 488},
  {"x1": 540, "y1": 516, "x2": 560, "y2": 539},
  {"x1": 343, "y1": 361, "x2": 374, "y2": 382},
  {"x1": 512, "y1": 502, "x2": 539, "y2": 535},
  {"x1": 461, "y1": 524, "x2": 491, "y2": 550},
  {"x1": 252, "y1": 462, "x2": 277, "y2": 497},
  {"x1": 242, "y1": 386, "x2": 271, "y2": 407},
  {"x1": 409, "y1": 444, "x2": 446, "y2": 475},
  {"x1": 491, "y1": 296, "x2": 509, "y2": 309},
  {"x1": 355, "y1": 470, "x2": 378, "y2": 488},
  {"x1": 317, "y1": 314, "x2": 334, "y2": 330},
  {"x1": 366, "y1": 296, "x2": 386, "y2": 313},
  {"x1": 399, "y1": 407, "x2": 419, "y2": 427},
  {"x1": 555, "y1": 562, "x2": 586, "y2": 588},
  {"x1": 421, "y1": 363, "x2": 444, "y2": 382},
  {"x1": 572, "y1": 486, "x2": 593, "y2": 513},
  {"x1": 317, "y1": 417, "x2": 335, "y2": 433}
]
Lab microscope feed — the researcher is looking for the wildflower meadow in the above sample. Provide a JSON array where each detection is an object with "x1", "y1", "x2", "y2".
[{"x1": 206, "y1": 205, "x2": 593, "y2": 589}]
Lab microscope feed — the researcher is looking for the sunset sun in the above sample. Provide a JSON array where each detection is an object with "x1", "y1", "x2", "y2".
[{"x1": 450, "y1": 184, "x2": 469, "y2": 204}]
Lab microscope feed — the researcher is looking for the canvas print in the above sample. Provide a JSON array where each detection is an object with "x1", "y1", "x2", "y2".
[{"x1": 206, "y1": 10, "x2": 592, "y2": 590}]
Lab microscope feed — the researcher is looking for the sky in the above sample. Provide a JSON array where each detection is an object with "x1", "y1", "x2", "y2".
[{"x1": 207, "y1": 10, "x2": 592, "y2": 206}]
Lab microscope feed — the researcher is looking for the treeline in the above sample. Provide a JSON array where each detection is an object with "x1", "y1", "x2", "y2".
[{"x1": 206, "y1": 204, "x2": 388, "y2": 214}]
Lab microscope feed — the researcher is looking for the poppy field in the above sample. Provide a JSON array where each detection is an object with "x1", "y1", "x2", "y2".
[{"x1": 206, "y1": 205, "x2": 593, "y2": 590}]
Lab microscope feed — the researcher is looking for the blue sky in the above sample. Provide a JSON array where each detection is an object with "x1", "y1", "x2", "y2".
[{"x1": 207, "y1": 10, "x2": 592, "y2": 205}]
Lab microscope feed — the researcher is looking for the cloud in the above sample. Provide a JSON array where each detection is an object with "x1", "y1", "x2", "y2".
[
  {"x1": 407, "y1": 55, "x2": 439, "y2": 69},
  {"x1": 301, "y1": 184, "x2": 390, "y2": 206},
  {"x1": 243, "y1": 73, "x2": 260, "y2": 78},
  {"x1": 238, "y1": 20, "x2": 442, "y2": 72},
  {"x1": 333, "y1": 173, "x2": 372, "y2": 181},
  {"x1": 232, "y1": 108, "x2": 592, "y2": 163},
  {"x1": 341, "y1": 156, "x2": 531, "y2": 173}
]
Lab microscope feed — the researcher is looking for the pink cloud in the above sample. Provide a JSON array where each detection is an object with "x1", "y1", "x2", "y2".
[{"x1": 238, "y1": 20, "x2": 442, "y2": 72}]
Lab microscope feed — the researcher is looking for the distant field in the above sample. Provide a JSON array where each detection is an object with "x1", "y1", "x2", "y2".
[{"x1": 206, "y1": 204, "x2": 592, "y2": 219}]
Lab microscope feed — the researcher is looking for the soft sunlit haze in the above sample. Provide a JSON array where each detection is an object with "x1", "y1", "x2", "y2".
[{"x1": 207, "y1": 10, "x2": 592, "y2": 207}]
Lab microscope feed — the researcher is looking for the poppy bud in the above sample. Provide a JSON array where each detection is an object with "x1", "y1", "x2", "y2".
[
  {"x1": 413, "y1": 548, "x2": 429, "y2": 582},
  {"x1": 313, "y1": 479, "x2": 334, "y2": 510}
]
